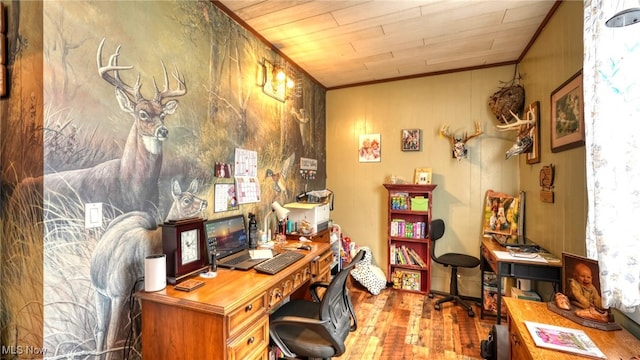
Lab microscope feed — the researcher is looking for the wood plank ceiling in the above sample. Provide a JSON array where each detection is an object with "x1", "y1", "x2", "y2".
[{"x1": 215, "y1": 1, "x2": 559, "y2": 89}]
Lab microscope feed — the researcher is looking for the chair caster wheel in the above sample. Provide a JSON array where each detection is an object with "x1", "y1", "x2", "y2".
[
  {"x1": 428, "y1": 293, "x2": 434, "y2": 299},
  {"x1": 468, "y1": 310, "x2": 475, "y2": 317},
  {"x1": 434, "y1": 304, "x2": 441, "y2": 310}
]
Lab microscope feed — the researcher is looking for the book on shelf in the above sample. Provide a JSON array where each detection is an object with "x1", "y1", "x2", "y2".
[
  {"x1": 391, "y1": 245, "x2": 427, "y2": 268},
  {"x1": 390, "y1": 219, "x2": 427, "y2": 239},
  {"x1": 524, "y1": 321, "x2": 606, "y2": 359},
  {"x1": 391, "y1": 270, "x2": 421, "y2": 291}
]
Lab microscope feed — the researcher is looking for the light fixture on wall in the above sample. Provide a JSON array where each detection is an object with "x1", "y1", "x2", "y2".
[
  {"x1": 606, "y1": 8, "x2": 640, "y2": 27},
  {"x1": 260, "y1": 58, "x2": 302, "y2": 101}
]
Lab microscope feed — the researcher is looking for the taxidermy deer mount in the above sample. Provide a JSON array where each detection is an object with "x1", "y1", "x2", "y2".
[
  {"x1": 497, "y1": 105, "x2": 537, "y2": 159},
  {"x1": 439, "y1": 121, "x2": 483, "y2": 161}
]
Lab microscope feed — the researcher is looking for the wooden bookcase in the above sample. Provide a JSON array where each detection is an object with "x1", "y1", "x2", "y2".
[{"x1": 384, "y1": 183, "x2": 436, "y2": 294}]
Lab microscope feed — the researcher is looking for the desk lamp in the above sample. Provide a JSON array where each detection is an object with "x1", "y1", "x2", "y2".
[{"x1": 262, "y1": 201, "x2": 290, "y2": 242}]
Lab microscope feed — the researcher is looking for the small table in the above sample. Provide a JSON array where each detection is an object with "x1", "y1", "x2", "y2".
[
  {"x1": 480, "y1": 236, "x2": 562, "y2": 324},
  {"x1": 505, "y1": 297, "x2": 640, "y2": 359}
]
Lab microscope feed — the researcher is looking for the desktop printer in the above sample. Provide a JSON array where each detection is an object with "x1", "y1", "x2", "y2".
[{"x1": 284, "y1": 202, "x2": 331, "y2": 234}]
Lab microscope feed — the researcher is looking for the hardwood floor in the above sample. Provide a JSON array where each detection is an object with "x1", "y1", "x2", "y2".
[{"x1": 337, "y1": 281, "x2": 497, "y2": 360}]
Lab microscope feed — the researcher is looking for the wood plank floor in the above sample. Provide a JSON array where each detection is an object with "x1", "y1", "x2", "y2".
[{"x1": 336, "y1": 281, "x2": 497, "y2": 360}]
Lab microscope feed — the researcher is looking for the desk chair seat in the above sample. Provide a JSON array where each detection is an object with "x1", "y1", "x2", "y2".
[
  {"x1": 429, "y1": 219, "x2": 480, "y2": 317},
  {"x1": 269, "y1": 249, "x2": 365, "y2": 360}
]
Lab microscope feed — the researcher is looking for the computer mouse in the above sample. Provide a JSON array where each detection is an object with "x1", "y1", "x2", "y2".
[{"x1": 298, "y1": 245, "x2": 312, "y2": 251}]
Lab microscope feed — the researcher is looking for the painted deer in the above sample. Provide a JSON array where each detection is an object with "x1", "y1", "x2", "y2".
[
  {"x1": 45, "y1": 39, "x2": 187, "y2": 213},
  {"x1": 497, "y1": 105, "x2": 537, "y2": 159},
  {"x1": 90, "y1": 178, "x2": 207, "y2": 359},
  {"x1": 439, "y1": 121, "x2": 483, "y2": 161}
]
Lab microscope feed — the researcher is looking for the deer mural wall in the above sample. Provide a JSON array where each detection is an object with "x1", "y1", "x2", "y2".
[
  {"x1": 439, "y1": 121, "x2": 483, "y2": 161},
  {"x1": 90, "y1": 178, "x2": 207, "y2": 359},
  {"x1": 44, "y1": 39, "x2": 187, "y2": 214}
]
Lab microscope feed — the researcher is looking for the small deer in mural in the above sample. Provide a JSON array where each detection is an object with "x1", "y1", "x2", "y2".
[
  {"x1": 90, "y1": 178, "x2": 206, "y2": 359},
  {"x1": 44, "y1": 39, "x2": 187, "y2": 213},
  {"x1": 439, "y1": 121, "x2": 483, "y2": 161},
  {"x1": 497, "y1": 105, "x2": 537, "y2": 159}
]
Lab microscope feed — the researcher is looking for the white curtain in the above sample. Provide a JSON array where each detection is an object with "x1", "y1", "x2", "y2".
[{"x1": 584, "y1": 0, "x2": 640, "y2": 314}]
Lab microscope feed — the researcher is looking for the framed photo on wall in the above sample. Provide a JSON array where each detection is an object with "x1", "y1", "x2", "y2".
[
  {"x1": 551, "y1": 70, "x2": 585, "y2": 153},
  {"x1": 358, "y1": 134, "x2": 381, "y2": 162},
  {"x1": 401, "y1": 129, "x2": 421, "y2": 151}
]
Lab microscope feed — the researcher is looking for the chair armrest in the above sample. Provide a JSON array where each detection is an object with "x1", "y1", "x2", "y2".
[{"x1": 309, "y1": 281, "x2": 330, "y2": 302}]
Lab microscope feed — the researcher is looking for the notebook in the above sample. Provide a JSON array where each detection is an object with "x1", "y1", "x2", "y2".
[{"x1": 204, "y1": 215, "x2": 268, "y2": 270}]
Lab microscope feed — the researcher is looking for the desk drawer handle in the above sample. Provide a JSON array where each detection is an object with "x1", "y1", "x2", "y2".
[
  {"x1": 247, "y1": 336, "x2": 255, "y2": 345},
  {"x1": 511, "y1": 334, "x2": 520, "y2": 345},
  {"x1": 245, "y1": 304, "x2": 253, "y2": 312}
]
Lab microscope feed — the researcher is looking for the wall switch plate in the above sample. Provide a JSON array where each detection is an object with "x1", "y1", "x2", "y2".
[{"x1": 85, "y1": 203, "x2": 103, "y2": 229}]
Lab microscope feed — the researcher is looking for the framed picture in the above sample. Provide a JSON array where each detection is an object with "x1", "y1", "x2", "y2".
[
  {"x1": 358, "y1": 134, "x2": 381, "y2": 162},
  {"x1": 213, "y1": 183, "x2": 239, "y2": 212},
  {"x1": 482, "y1": 190, "x2": 521, "y2": 238},
  {"x1": 562, "y1": 253, "x2": 603, "y2": 309},
  {"x1": 401, "y1": 129, "x2": 421, "y2": 151},
  {"x1": 526, "y1": 101, "x2": 541, "y2": 164},
  {"x1": 551, "y1": 70, "x2": 585, "y2": 153},
  {"x1": 413, "y1": 167, "x2": 432, "y2": 184}
]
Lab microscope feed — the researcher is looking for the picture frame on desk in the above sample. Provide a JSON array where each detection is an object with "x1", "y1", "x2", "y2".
[{"x1": 562, "y1": 253, "x2": 602, "y2": 309}]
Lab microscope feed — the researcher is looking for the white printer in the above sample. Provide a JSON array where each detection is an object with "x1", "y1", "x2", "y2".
[{"x1": 284, "y1": 202, "x2": 331, "y2": 234}]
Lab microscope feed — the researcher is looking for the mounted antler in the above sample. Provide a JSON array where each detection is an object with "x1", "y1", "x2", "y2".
[
  {"x1": 499, "y1": 106, "x2": 538, "y2": 159},
  {"x1": 439, "y1": 121, "x2": 483, "y2": 161}
]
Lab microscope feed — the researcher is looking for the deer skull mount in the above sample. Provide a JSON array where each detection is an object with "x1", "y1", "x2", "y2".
[
  {"x1": 439, "y1": 121, "x2": 483, "y2": 161},
  {"x1": 497, "y1": 106, "x2": 537, "y2": 160}
]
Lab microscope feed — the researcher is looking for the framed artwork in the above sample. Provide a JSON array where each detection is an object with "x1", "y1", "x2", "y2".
[
  {"x1": 414, "y1": 167, "x2": 432, "y2": 184},
  {"x1": 526, "y1": 101, "x2": 541, "y2": 164},
  {"x1": 562, "y1": 253, "x2": 602, "y2": 309},
  {"x1": 358, "y1": 134, "x2": 381, "y2": 162},
  {"x1": 401, "y1": 129, "x2": 421, "y2": 151},
  {"x1": 482, "y1": 190, "x2": 521, "y2": 238},
  {"x1": 551, "y1": 70, "x2": 585, "y2": 153}
]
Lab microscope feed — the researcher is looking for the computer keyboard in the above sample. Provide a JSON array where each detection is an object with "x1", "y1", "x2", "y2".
[{"x1": 254, "y1": 251, "x2": 305, "y2": 275}]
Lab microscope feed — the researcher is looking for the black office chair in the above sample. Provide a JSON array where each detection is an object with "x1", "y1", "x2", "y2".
[
  {"x1": 269, "y1": 249, "x2": 365, "y2": 359},
  {"x1": 428, "y1": 219, "x2": 480, "y2": 317}
]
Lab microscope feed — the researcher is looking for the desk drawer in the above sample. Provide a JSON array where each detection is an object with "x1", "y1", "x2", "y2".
[
  {"x1": 227, "y1": 316, "x2": 268, "y2": 360},
  {"x1": 228, "y1": 293, "x2": 266, "y2": 339},
  {"x1": 508, "y1": 316, "x2": 532, "y2": 360},
  {"x1": 312, "y1": 250, "x2": 333, "y2": 277},
  {"x1": 267, "y1": 264, "x2": 312, "y2": 309},
  {"x1": 482, "y1": 245, "x2": 497, "y2": 272}
]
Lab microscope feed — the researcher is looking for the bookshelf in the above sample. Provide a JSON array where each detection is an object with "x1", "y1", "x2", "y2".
[{"x1": 384, "y1": 183, "x2": 436, "y2": 294}]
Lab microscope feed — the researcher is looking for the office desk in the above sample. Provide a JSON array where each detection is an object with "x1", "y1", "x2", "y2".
[
  {"x1": 136, "y1": 242, "x2": 332, "y2": 360},
  {"x1": 480, "y1": 237, "x2": 562, "y2": 324},
  {"x1": 505, "y1": 297, "x2": 640, "y2": 359}
]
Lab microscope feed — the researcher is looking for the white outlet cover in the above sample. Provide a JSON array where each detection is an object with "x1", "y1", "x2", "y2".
[{"x1": 85, "y1": 203, "x2": 103, "y2": 228}]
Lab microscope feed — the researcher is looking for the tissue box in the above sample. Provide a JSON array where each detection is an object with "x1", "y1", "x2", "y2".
[{"x1": 410, "y1": 197, "x2": 428, "y2": 211}]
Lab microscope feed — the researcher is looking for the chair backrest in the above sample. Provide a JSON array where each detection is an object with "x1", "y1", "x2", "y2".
[
  {"x1": 318, "y1": 249, "x2": 365, "y2": 346},
  {"x1": 429, "y1": 219, "x2": 445, "y2": 262}
]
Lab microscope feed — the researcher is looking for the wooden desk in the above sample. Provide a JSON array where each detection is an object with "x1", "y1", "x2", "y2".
[
  {"x1": 505, "y1": 297, "x2": 640, "y2": 359},
  {"x1": 480, "y1": 237, "x2": 562, "y2": 324},
  {"x1": 136, "y1": 242, "x2": 332, "y2": 360}
]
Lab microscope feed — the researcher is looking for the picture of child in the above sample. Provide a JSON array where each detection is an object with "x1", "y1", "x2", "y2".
[{"x1": 567, "y1": 262, "x2": 602, "y2": 309}]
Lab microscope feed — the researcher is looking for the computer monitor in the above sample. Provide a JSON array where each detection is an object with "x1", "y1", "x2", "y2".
[{"x1": 204, "y1": 215, "x2": 248, "y2": 258}]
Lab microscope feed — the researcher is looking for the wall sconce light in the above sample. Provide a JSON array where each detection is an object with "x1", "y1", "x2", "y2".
[
  {"x1": 606, "y1": 8, "x2": 640, "y2": 27},
  {"x1": 260, "y1": 58, "x2": 302, "y2": 101}
]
